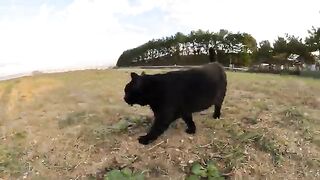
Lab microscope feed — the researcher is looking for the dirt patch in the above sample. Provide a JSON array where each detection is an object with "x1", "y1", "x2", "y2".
[{"x1": 0, "y1": 70, "x2": 319, "y2": 179}]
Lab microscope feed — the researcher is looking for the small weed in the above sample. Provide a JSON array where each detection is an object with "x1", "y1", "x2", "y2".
[
  {"x1": 225, "y1": 123, "x2": 243, "y2": 138},
  {"x1": 283, "y1": 107, "x2": 304, "y2": 122},
  {"x1": 257, "y1": 137, "x2": 282, "y2": 165},
  {"x1": 280, "y1": 107, "x2": 318, "y2": 143},
  {"x1": 243, "y1": 101, "x2": 268, "y2": 125},
  {"x1": 244, "y1": 116, "x2": 259, "y2": 125},
  {"x1": 58, "y1": 110, "x2": 105, "y2": 128},
  {"x1": 13, "y1": 131, "x2": 27, "y2": 140},
  {"x1": 238, "y1": 131, "x2": 262, "y2": 143},
  {"x1": 254, "y1": 100, "x2": 269, "y2": 111},
  {"x1": 224, "y1": 146, "x2": 246, "y2": 171},
  {"x1": 0, "y1": 145, "x2": 24, "y2": 177},
  {"x1": 124, "y1": 116, "x2": 151, "y2": 127},
  {"x1": 103, "y1": 167, "x2": 144, "y2": 180},
  {"x1": 186, "y1": 161, "x2": 224, "y2": 180},
  {"x1": 238, "y1": 130, "x2": 282, "y2": 165},
  {"x1": 58, "y1": 111, "x2": 89, "y2": 128},
  {"x1": 111, "y1": 115, "x2": 152, "y2": 132},
  {"x1": 108, "y1": 119, "x2": 130, "y2": 132},
  {"x1": 80, "y1": 115, "x2": 151, "y2": 142}
]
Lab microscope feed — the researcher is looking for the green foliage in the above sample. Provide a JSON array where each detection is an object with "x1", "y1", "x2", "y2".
[
  {"x1": 109, "y1": 119, "x2": 130, "y2": 132},
  {"x1": 286, "y1": 34, "x2": 315, "y2": 64},
  {"x1": 256, "y1": 40, "x2": 273, "y2": 61},
  {"x1": 117, "y1": 29, "x2": 257, "y2": 67},
  {"x1": 240, "y1": 52, "x2": 252, "y2": 66},
  {"x1": 104, "y1": 168, "x2": 144, "y2": 180},
  {"x1": 191, "y1": 163, "x2": 207, "y2": 177},
  {"x1": 306, "y1": 26, "x2": 320, "y2": 52},
  {"x1": 242, "y1": 33, "x2": 257, "y2": 53},
  {"x1": 109, "y1": 115, "x2": 151, "y2": 133},
  {"x1": 186, "y1": 175, "x2": 200, "y2": 180},
  {"x1": 206, "y1": 162, "x2": 222, "y2": 178},
  {"x1": 186, "y1": 162, "x2": 224, "y2": 180},
  {"x1": 117, "y1": 27, "x2": 319, "y2": 67},
  {"x1": 273, "y1": 37, "x2": 288, "y2": 55}
]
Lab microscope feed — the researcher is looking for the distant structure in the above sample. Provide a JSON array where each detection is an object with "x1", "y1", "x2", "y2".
[{"x1": 209, "y1": 47, "x2": 216, "y2": 62}]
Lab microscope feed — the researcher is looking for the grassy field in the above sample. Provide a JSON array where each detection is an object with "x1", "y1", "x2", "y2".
[{"x1": 0, "y1": 68, "x2": 319, "y2": 179}]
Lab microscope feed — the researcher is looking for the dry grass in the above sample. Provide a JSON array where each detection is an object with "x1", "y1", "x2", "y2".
[{"x1": 0, "y1": 69, "x2": 319, "y2": 179}]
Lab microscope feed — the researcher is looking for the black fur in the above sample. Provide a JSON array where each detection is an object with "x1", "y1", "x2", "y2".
[{"x1": 124, "y1": 62, "x2": 227, "y2": 145}]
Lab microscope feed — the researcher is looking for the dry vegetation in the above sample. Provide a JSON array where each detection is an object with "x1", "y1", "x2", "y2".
[{"x1": 0, "y1": 68, "x2": 319, "y2": 179}]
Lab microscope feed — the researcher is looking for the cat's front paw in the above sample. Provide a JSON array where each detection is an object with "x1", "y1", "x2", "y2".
[
  {"x1": 185, "y1": 127, "x2": 196, "y2": 134},
  {"x1": 138, "y1": 135, "x2": 153, "y2": 145},
  {"x1": 213, "y1": 112, "x2": 221, "y2": 119}
]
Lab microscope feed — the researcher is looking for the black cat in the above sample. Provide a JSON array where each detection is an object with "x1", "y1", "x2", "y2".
[{"x1": 124, "y1": 62, "x2": 227, "y2": 145}]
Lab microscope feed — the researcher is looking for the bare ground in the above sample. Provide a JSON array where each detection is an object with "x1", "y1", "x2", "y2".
[{"x1": 0, "y1": 69, "x2": 319, "y2": 179}]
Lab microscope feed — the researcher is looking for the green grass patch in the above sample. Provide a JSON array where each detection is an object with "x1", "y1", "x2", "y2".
[
  {"x1": 186, "y1": 161, "x2": 225, "y2": 180},
  {"x1": 58, "y1": 111, "x2": 88, "y2": 128},
  {"x1": 0, "y1": 145, "x2": 24, "y2": 177},
  {"x1": 238, "y1": 130, "x2": 283, "y2": 165},
  {"x1": 78, "y1": 115, "x2": 151, "y2": 143},
  {"x1": 106, "y1": 115, "x2": 152, "y2": 133},
  {"x1": 280, "y1": 107, "x2": 319, "y2": 143},
  {"x1": 103, "y1": 167, "x2": 145, "y2": 180},
  {"x1": 223, "y1": 146, "x2": 246, "y2": 171}
]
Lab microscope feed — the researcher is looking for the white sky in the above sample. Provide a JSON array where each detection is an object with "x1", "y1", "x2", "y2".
[{"x1": 0, "y1": 0, "x2": 319, "y2": 76}]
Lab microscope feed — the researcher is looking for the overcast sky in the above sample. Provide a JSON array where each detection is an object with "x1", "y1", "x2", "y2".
[{"x1": 0, "y1": 0, "x2": 319, "y2": 76}]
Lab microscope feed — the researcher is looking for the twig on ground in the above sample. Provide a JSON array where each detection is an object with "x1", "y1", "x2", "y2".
[
  {"x1": 222, "y1": 171, "x2": 234, "y2": 177},
  {"x1": 211, "y1": 154, "x2": 225, "y2": 159},
  {"x1": 200, "y1": 142, "x2": 214, "y2": 148},
  {"x1": 148, "y1": 140, "x2": 165, "y2": 151}
]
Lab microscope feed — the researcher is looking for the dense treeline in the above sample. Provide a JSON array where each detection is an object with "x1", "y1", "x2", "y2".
[{"x1": 116, "y1": 27, "x2": 320, "y2": 67}]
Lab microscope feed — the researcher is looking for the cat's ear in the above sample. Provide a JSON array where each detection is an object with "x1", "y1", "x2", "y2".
[{"x1": 130, "y1": 72, "x2": 139, "y2": 79}]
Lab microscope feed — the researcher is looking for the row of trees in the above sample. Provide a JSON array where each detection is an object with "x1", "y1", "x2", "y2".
[
  {"x1": 257, "y1": 27, "x2": 320, "y2": 65},
  {"x1": 116, "y1": 27, "x2": 320, "y2": 67}
]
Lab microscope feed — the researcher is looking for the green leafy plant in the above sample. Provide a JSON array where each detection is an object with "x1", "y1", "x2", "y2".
[{"x1": 186, "y1": 162, "x2": 224, "y2": 180}]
